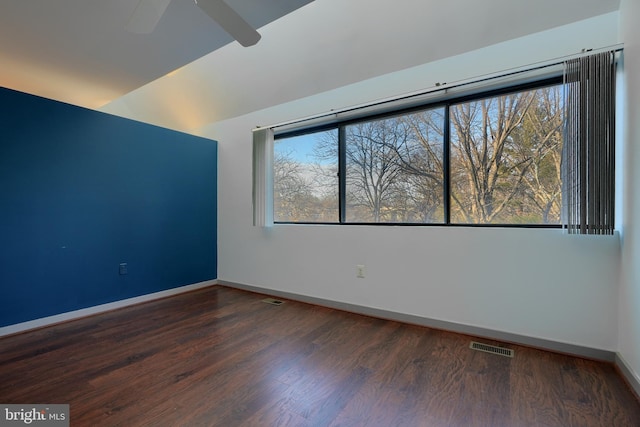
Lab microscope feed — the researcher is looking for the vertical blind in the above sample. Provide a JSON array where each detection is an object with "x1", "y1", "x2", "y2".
[
  {"x1": 252, "y1": 128, "x2": 274, "y2": 227},
  {"x1": 563, "y1": 51, "x2": 616, "y2": 235}
]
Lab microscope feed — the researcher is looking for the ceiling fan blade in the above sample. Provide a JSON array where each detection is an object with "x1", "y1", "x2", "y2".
[
  {"x1": 127, "y1": 0, "x2": 173, "y2": 34},
  {"x1": 195, "y1": 0, "x2": 261, "y2": 47}
]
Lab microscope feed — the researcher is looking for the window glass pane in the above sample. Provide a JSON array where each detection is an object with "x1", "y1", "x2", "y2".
[
  {"x1": 274, "y1": 130, "x2": 339, "y2": 222},
  {"x1": 345, "y1": 108, "x2": 445, "y2": 223},
  {"x1": 449, "y1": 85, "x2": 564, "y2": 224}
]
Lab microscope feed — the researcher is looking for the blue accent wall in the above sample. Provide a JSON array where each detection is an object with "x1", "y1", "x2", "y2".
[{"x1": 0, "y1": 88, "x2": 217, "y2": 327}]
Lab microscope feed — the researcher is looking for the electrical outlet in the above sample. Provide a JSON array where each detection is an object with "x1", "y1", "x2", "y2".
[
  {"x1": 119, "y1": 263, "x2": 128, "y2": 275},
  {"x1": 356, "y1": 264, "x2": 365, "y2": 278}
]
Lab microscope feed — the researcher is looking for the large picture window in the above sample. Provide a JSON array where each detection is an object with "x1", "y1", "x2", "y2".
[
  {"x1": 274, "y1": 80, "x2": 564, "y2": 225},
  {"x1": 272, "y1": 59, "x2": 614, "y2": 231}
]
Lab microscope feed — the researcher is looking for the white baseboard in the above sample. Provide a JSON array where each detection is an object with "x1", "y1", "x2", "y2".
[{"x1": 0, "y1": 279, "x2": 218, "y2": 337}]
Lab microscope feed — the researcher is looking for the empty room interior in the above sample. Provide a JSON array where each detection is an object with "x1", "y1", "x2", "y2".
[{"x1": 1, "y1": 0, "x2": 640, "y2": 425}]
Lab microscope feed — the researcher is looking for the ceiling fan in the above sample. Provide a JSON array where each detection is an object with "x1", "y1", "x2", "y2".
[{"x1": 127, "y1": 0, "x2": 261, "y2": 47}]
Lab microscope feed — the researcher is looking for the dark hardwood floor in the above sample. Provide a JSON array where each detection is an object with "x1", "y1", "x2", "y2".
[{"x1": 1, "y1": 285, "x2": 638, "y2": 426}]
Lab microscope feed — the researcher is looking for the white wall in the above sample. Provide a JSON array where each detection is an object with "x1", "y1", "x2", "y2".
[
  {"x1": 203, "y1": 13, "x2": 622, "y2": 351},
  {"x1": 618, "y1": 0, "x2": 640, "y2": 383}
]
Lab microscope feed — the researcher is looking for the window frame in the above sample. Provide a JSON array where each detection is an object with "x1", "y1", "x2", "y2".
[{"x1": 274, "y1": 76, "x2": 566, "y2": 228}]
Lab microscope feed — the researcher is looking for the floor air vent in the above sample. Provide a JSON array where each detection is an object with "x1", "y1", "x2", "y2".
[
  {"x1": 470, "y1": 341, "x2": 514, "y2": 358},
  {"x1": 262, "y1": 298, "x2": 284, "y2": 306}
]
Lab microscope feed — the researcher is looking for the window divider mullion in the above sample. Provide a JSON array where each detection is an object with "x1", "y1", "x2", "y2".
[
  {"x1": 443, "y1": 105, "x2": 451, "y2": 225},
  {"x1": 338, "y1": 125, "x2": 346, "y2": 223}
]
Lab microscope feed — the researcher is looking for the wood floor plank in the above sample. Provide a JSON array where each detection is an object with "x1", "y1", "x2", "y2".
[{"x1": 1, "y1": 285, "x2": 639, "y2": 426}]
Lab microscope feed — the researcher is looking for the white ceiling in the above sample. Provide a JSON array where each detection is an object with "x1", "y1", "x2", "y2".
[{"x1": 0, "y1": 0, "x2": 621, "y2": 133}]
